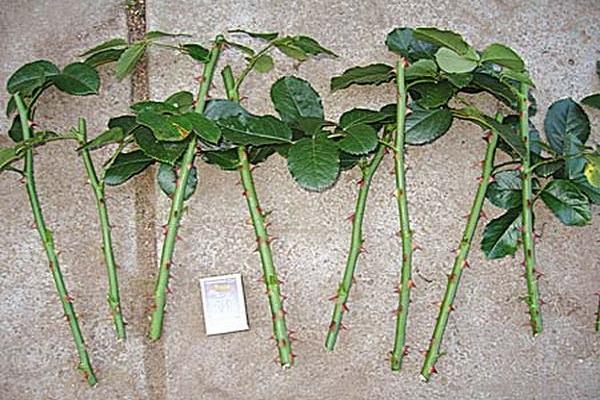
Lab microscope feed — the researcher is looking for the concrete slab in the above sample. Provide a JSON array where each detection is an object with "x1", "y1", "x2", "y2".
[
  {"x1": 146, "y1": 0, "x2": 600, "y2": 399},
  {"x1": 0, "y1": 1, "x2": 159, "y2": 399}
]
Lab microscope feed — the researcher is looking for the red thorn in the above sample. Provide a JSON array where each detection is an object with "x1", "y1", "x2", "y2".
[
  {"x1": 413, "y1": 244, "x2": 423, "y2": 252},
  {"x1": 403, "y1": 346, "x2": 410, "y2": 356},
  {"x1": 242, "y1": 190, "x2": 248, "y2": 197},
  {"x1": 482, "y1": 131, "x2": 492, "y2": 142},
  {"x1": 480, "y1": 210, "x2": 488, "y2": 220},
  {"x1": 65, "y1": 294, "x2": 75, "y2": 302},
  {"x1": 429, "y1": 365, "x2": 438, "y2": 375},
  {"x1": 408, "y1": 279, "x2": 416, "y2": 289},
  {"x1": 539, "y1": 299, "x2": 546, "y2": 305},
  {"x1": 328, "y1": 294, "x2": 338, "y2": 301},
  {"x1": 462, "y1": 260, "x2": 470, "y2": 269},
  {"x1": 359, "y1": 244, "x2": 368, "y2": 254},
  {"x1": 357, "y1": 179, "x2": 365, "y2": 188},
  {"x1": 339, "y1": 323, "x2": 348, "y2": 331},
  {"x1": 239, "y1": 96, "x2": 249, "y2": 102},
  {"x1": 346, "y1": 213, "x2": 355, "y2": 223},
  {"x1": 166, "y1": 286, "x2": 172, "y2": 294},
  {"x1": 342, "y1": 303, "x2": 350, "y2": 313},
  {"x1": 352, "y1": 276, "x2": 357, "y2": 284}
]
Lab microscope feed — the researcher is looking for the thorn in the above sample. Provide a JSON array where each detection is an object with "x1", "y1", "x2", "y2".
[
  {"x1": 462, "y1": 260, "x2": 470, "y2": 269},
  {"x1": 403, "y1": 346, "x2": 410, "y2": 356},
  {"x1": 239, "y1": 96, "x2": 249, "y2": 102},
  {"x1": 339, "y1": 323, "x2": 348, "y2": 331},
  {"x1": 65, "y1": 294, "x2": 75, "y2": 302},
  {"x1": 480, "y1": 210, "x2": 488, "y2": 220},
  {"x1": 175, "y1": 234, "x2": 183, "y2": 241},
  {"x1": 408, "y1": 279, "x2": 416, "y2": 289},
  {"x1": 342, "y1": 303, "x2": 350, "y2": 313},
  {"x1": 161, "y1": 224, "x2": 168, "y2": 236},
  {"x1": 359, "y1": 244, "x2": 368, "y2": 254},
  {"x1": 488, "y1": 176, "x2": 495, "y2": 183},
  {"x1": 356, "y1": 179, "x2": 365, "y2": 188},
  {"x1": 242, "y1": 190, "x2": 248, "y2": 197},
  {"x1": 448, "y1": 304, "x2": 455, "y2": 312},
  {"x1": 166, "y1": 286, "x2": 172, "y2": 294},
  {"x1": 482, "y1": 131, "x2": 492, "y2": 142},
  {"x1": 346, "y1": 213, "x2": 355, "y2": 223},
  {"x1": 429, "y1": 365, "x2": 438, "y2": 375},
  {"x1": 412, "y1": 244, "x2": 423, "y2": 252},
  {"x1": 352, "y1": 276, "x2": 357, "y2": 284},
  {"x1": 328, "y1": 294, "x2": 338, "y2": 301},
  {"x1": 472, "y1": 160, "x2": 485, "y2": 168},
  {"x1": 539, "y1": 299, "x2": 546, "y2": 305},
  {"x1": 194, "y1": 75, "x2": 204, "y2": 82}
]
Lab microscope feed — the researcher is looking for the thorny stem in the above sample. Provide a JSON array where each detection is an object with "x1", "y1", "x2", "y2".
[
  {"x1": 420, "y1": 122, "x2": 499, "y2": 382},
  {"x1": 391, "y1": 58, "x2": 413, "y2": 371},
  {"x1": 76, "y1": 118, "x2": 126, "y2": 339},
  {"x1": 14, "y1": 94, "x2": 97, "y2": 385},
  {"x1": 223, "y1": 66, "x2": 293, "y2": 367},
  {"x1": 324, "y1": 143, "x2": 387, "y2": 351},
  {"x1": 518, "y1": 83, "x2": 543, "y2": 336},
  {"x1": 148, "y1": 36, "x2": 224, "y2": 341}
]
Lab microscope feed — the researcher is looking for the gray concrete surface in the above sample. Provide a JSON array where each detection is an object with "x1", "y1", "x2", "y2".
[{"x1": 1, "y1": 0, "x2": 599, "y2": 399}]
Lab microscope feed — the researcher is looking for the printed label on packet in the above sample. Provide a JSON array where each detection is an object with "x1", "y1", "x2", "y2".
[{"x1": 199, "y1": 273, "x2": 249, "y2": 335}]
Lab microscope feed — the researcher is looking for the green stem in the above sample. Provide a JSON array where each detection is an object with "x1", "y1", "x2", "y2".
[
  {"x1": 223, "y1": 65, "x2": 293, "y2": 367},
  {"x1": 76, "y1": 118, "x2": 126, "y2": 339},
  {"x1": 15, "y1": 94, "x2": 97, "y2": 385},
  {"x1": 325, "y1": 143, "x2": 387, "y2": 351},
  {"x1": 518, "y1": 83, "x2": 543, "y2": 336},
  {"x1": 148, "y1": 36, "x2": 224, "y2": 341},
  {"x1": 420, "y1": 124, "x2": 499, "y2": 381},
  {"x1": 391, "y1": 59, "x2": 414, "y2": 371}
]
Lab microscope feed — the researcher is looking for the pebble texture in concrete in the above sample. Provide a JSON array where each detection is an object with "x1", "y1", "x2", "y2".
[{"x1": 0, "y1": 0, "x2": 598, "y2": 399}]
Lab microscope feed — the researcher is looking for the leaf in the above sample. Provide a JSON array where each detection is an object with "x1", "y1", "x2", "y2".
[
  {"x1": 254, "y1": 54, "x2": 274, "y2": 73},
  {"x1": 339, "y1": 108, "x2": 387, "y2": 129},
  {"x1": 330, "y1": 63, "x2": 394, "y2": 92},
  {"x1": 543, "y1": 98, "x2": 590, "y2": 179},
  {"x1": 409, "y1": 80, "x2": 455, "y2": 108},
  {"x1": 144, "y1": 31, "x2": 190, "y2": 40},
  {"x1": 467, "y1": 71, "x2": 518, "y2": 109},
  {"x1": 5, "y1": 96, "x2": 16, "y2": 117},
  {"x1": 481, "y1": 207, "x2": 522, "y2": 259},
  {"x1": 405, "y1": 59, "x2": 438, "y2": 80},
  {"x1": 581, "y1": 93, "x2": 600, "y2": 109},
  {"x1": 287, "y1": 134, "x2": 339, "y2": 191},
  {"x1": 202, "y1": 149, "x2": 239, "y2": 170},
  {"x1": 108, "y1": 115, "x2": 138, "y2": 135},
  {"x1": 486, "y1": 170, "x2": 522, "y2": 209},
  {"x1": 271, "y1": 76, "x2": 324, "y2": 127},
  {"x1": 204, "y1": 99, "x2": 251, "y2": 121},
  {"x1": 79, "y1": 38, "x2": 128, "y2": 57},
  {"x1": 339, "y1": 150, "x2": 361, "y2": 171},
  {"x1": 249, "y1": 146, "x2": 277, "y2": 164},
  {"x1": 481, "y1": 43, "x2": 525, "y2": 71},
  {"x1": 184, "y1": 112, "x2": 221, "y2": 143},
  {"x1": 583, "y1": 153, "x2": 600, "y2": 187},
  {"x1": 165, "y1": 91, "x2": 194, "y2": 113},
  {"x1": 274, "y1": 35, "x2": 336, "y2": 61},
  {"x1": 0, "y1": 147, "x2": 20, "y2": 171},
  {"x1": 500, "y1": 69, "x2": 534, "y2": 87},
  {"x1": 219, "y1": 115, "x2": 292, "y2": 145},
  {"x1": 181, "y1": 44, "x2": 210, "y2": 63},
  {"x1": 338, "y1": 124, "x2": 378, "y2": 155},
  {"x1": 131, "y1": 100, "x2": 179, "y2": 114},
  {"x1": 134, "y1": 127, "x2": 188, "y2": 165},
  {"x1": 84, "y1": 49, "x2": 125, "y2": 67},
  {"x1": 540, "y1": 179, "x2": 591, "y2": 226},
  {"x1": 405, "y1": 105, "x2": 453, "y2": 145},
  {"x1": 414, "y1": 27, "x2": 470, "y2": 55},
  {"x1": 573, "y1": 175, "x2": 600, "y2": 204},
  {"x1": 502, "y1": 115, "x2": 542, "y2": 156},
  {"x1": 78, "y1": 127, "x2": 124, "y2": 151},
  {"x1": 7, "y1": 60, "x2": 60, "y2": 95},
  {"x1": 136, "y1": 111, "x2": 191, "y2": 141},
  {"x1": 8, "y1": 115, "x2": 23, "y2": 142},
  {"x1": 435, "y1": 47, "x2": 478, "y2": 74},
  {"x1": 104, "y1": 150, "x2": 153, "y2": 186},
  {"x1": 115, "y1": 43, "x2": 146, "y2": 80},
  {"x1": 157, "y1": 162, "x2": 197, "y2": 200},
  {"x1": 228, "y1": 29, "x2": 278, "y2": 41},
  {"x1": 446, "y1": 72, "x2": 473, "y2": 88},
  {"x1": 385, "y1": 27, "x2": 439, "y2": 62},
  {"x1": 52, "y1": 62, "x2": 100, "y2": 95},
  {"x1": 223, "y1": 40, "x2": 255, "y2": 56}
]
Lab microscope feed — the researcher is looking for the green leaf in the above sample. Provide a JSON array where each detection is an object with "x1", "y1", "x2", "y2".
[
  {"x1": 8, "y1": 115, "x2": 24, "y2": 142},
  {"x1": 273, "y1": 35, "x2": 336, "y2": 61},
  {"x1": 165, "y1": 91, "x2": 194, "y2": 113},
  {"x1": 481, "y1": 43, "x2": 525, "y2": 71},
  {"x1": 219, "y1": 115, "x2": 292, "y2": 145},
  {"x1": 115, "y1": 43, "x2": 146, "y2": 80},
  {"x1": 467, "y1": 71, "x2": 518, "y2": 109},
  {"x1": 581, "y1": 93, "x2": 600, "y2": 109},
  {"x1": 338, "y1": 124, "x2": 378, "y2": 155},
  {"x1": 136, "y1": 111, "x2": 192, "y2": 141},
  {"x1": 7, "y1": 60, "x2": 60, "y2": 95},
  {"x1": 84, "y1": 48, "x2": 125, "y2": 67},
  {"x1": 202, "y1": 149, "x2": 239, "y2": 170},
  {"x1": 339, "y1": 150, "x2": 362, "y2": 171},
  {"x1": 544, "y1": 98, "x2": 590, "y2": 179},
  {"x1": 481, "y1": 207, "x2": 522, "y2": 259},
  {"x1": 409, "y1": 81, "x2": 455, "y2": 108},
  {"x1": 104, "y1": 150, "x2": 153, "y2": 186},
  {"x1": 184, "y1": 112, "x2": 221, "y2": 144},
  {"x1": 540, "y1": 179, "x2": 591, "y2": 226},
  {"x1": 339, "y1": 108, "x2": 387, "y2": 129},
  {"x1": 134, "y1": 127, "x2": 188, "y2": 165},
  {"x1": 414, "y1": 27, "x2": 470, "y2": 55},
  {"x1": 330, "y1": 63, "x2": 394, "y2": 92},
  {"x1": 108, "y1": 115, "x2": 138, "y2": 135},
  {"x1": 486, "y1": 170, "x2": 522, "y2": 209},
  {"x1": 144, "y1": 31, "x2": 190, "y2": 40},
  {"x1": 181, "y1": 44, "x2": 210, "y2": 63},
  {"x1": 405, "y1": 59, "x2": 438, "y2": 80},
  {"x1": 228, "y1": 29, "x2": 278, "y2": 41},
  {"x1": 0, "y1": 147, "x2": 20, "y2": 171},
  {"x1": 385, "y1": 27, "x2": 439, "y2": 62},
  {"x1": 131, "y1": 100, "x2": 179, "y2": 114},
  {"x1": 405, "y1": 105, "x2": 453, "y2": 145},
  {"x1": 157, "y1": 162, "x2": 197, "y2": 200},
  {"x1": 78, "y1": 127, "x2": 124, "y2": 151},
  {"x1": 249, "y1": 146, "x2": 277, "y2": 164},
  {"x1": 572, "y1": 175, "x2": 600, "y2": 204},
  {"x1": 52, "y1": 62, "x2": 100, "y2": 95},
  {"x1": 446, "y1": 72, "x2": 473, "y2": 88},
  {"x1": 6, "y1": 96, "x2": 16, "y2": 118},
  {"x1": 435, "y1": 47, "x2": 478, "y2": 74},
  {"x1": 223, "y1": 40, "x2": 255, "y2": 56},
  {"x1": 287, "y1": 134, "x2": 339, "y2": 191},
  {"x1": 499, "y1": 69, "x2": 534, "y2": 87},
  {"x1": 254, "y1": 54, "x2": 274, "y2": 73},
  {"x1": 79, "y1": 38, "x2": 128, "y2": 57},
  {"x1": 271, "y1": 76, "x2": 324, "y2": 127},
  {"x1": 583, "y1": 153, "x2": 600, "y2": 187},
  {"x1": 204, "y1": 99, "x2": 251, "y2": 121}
]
